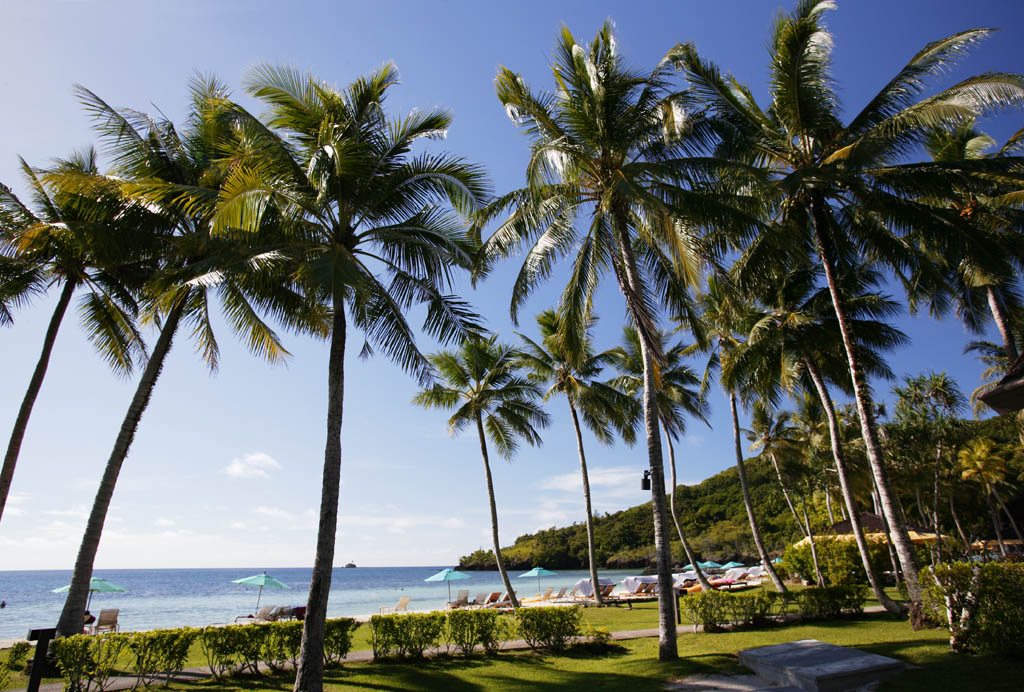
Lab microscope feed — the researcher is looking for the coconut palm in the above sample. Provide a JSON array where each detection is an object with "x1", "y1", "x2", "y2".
[
  {"x1": 959, "y1": 438, "x2": 1023, "y2": 556},
  {"x1": 516, "y1": 310, "x2": 638, "y2": 604},
  {"x1": 475, "y1": 22, "x2": 759, "y2": 658},
  {"x1": 414, "y1": 336, "x2": 549, "y2": 610},
  {"x1": 0, "y1": 250, "x2": 45, "y2": 328},
  {"x1": 677, "y1": 0, "x2": 1024, "y2": 601},
  {"x1": 0, "y1": 151, "x2": 153, "y2": 523},
  {"x1": 212, "y1": 65, "x2": 487, "y2": 692},
  {"x1": 607, "y1": 326, "x2": 713, "y2": 590},
  {"x1": 53, "y1": 79, "x2": 302, "y2": 639}
]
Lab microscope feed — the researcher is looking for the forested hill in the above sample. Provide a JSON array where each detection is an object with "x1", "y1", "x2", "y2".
[{"x1": 457, "y1": 457, "x2": 796, "y2": 571}]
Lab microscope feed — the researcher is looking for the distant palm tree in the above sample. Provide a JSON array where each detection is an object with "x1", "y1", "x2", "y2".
[
  {"x1": 678, "y1": 0, "x2": 1024, "y2": 603},
  {"x1": 959, "y1": 438, "x2": 1022, "y2": 556},
  {"x1": 414, "y1": 336, "x2": 549, "y2": 610},
  {"x1": 477, "y1": 23, "x2": 757, "y2": 657},
  {"x1": 53, "y1": 79, "x2": 299, "y2": 640},
  {"x1": 0, "y1": 152, "x2": 152, "y2": 523},
  {"x1": 213, "y1": 64, "x2": 487, "y2": 692},
  {"x1": 516, "y1": 310, "x2": 638, "y2": 604},
  {"x1": 607, "y1": 326, "x2": 713, "y2": 591}
]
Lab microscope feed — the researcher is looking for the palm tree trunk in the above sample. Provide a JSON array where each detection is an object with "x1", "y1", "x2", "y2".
[
  {"x1": 475, "y1": 412, "x2": 519, "y2": 609},
  {"x1": 992, "y1": 489, "x2": 1024, "y2": 543},
  {"x1": 872, "y1": 480, "x2": 903, "y2": 584},
  {"x1": 810, "y1": 198, "x2": 921, "y2": 603},
  {"x1": 825, "y1": 492, "x2": 835, "y2": 524},
  {"x1": 798, "y1": 490, "x2": 826, "y2": 586},
  {"x1": 932, "y1": 445, "x2": 944, "y2": 561},
  {"x1": 55, "y1": 295, "x2": 186, "y2": 638},
  {"x1": 665, "y1": 432, "x2": 712, "y2": 590},
  {"x1": 729, "y1": 391, "x2": 787, "y2": 592},
  {"x1": 0, "y1": 280, "x2": 75, "y2": 523},
  {"x1": 568, "y1": 401, "x2": 603, "y2": 604},
  {"x1": 985, "y1": 487, "x2": 1008, "y2": 557},
  {"x1": 612, "y1": 214, "x2": 676, "y2": 660},
  {"x1": 986, "y1": 286, "x2": 1019, "y2": 362},
  {"x1": 768, "y1": 451, "x2": 806, "y2": 537},
  {"x1": 803, "y1": 354, "x2": 901, "y2": 613},
  {"x1": 294, "y1": 301, "x2": 346, "y2": 692},
  {"x1": 949, "y1": 495, "x2": 972, "y2": 556}
]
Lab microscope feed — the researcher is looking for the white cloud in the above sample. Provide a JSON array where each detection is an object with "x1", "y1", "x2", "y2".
[
  {"x1": 254, "y1": 506, "x2": 294, "y2": 521},
  {"x1": 539, "y1": 466, "x2": 639, "y2": 493},
  {"x1": 224, "y1": 452, "x2": 282, "y2": 479},
  {"x1": 154, "y1": 517, "x2": 175, "y2": 528}
]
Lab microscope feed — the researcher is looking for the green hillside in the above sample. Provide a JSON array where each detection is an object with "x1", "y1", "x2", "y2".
[{"x1": 457, "y1": 457, "x2": 797, "y2": 571}]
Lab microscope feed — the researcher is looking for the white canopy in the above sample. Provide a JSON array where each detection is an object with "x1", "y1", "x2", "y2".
[{"x1": 573, "y1": 577, "x2": 616, "y2": 597}]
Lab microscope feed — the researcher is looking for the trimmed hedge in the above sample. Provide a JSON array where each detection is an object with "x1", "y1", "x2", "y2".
[
  {"x1": 369, "y1": 613, "x2": 447, "y2": 659},
  {"x1": 796, "y1": 585, "x2": 867, "y2": 620},
  {"x1": 923, "y1": 561, "x2": 1024, "y2": 656},
  {"x1": 53, "y1": 633, "x2": 126, "y2": 692},
  {"x1": 514, "y1": 607, "x2": 582, "y2": 651},
  {"x1": 680, "y1": 586, "x2": 862, "y2": 632},
  {"x1": 446, "y1": 609, "x2": 505, "y2": 655}
]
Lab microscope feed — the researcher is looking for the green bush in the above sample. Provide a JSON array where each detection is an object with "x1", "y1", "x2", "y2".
[
  {"x1": 797, "y1": 585, "x2": 866, "y2": 620},
  {"x1": 679, "y1": 591, "x2": 730, "y2": 632},
  {"x1": 446, "y1": 609, "x2": 505, "y2": 655},
  {"x1": 150, "y1": 627, "x2": 198, "y2": 685},
  {"x1": 197, "y1": 627, "x2": 237, "y2": 680},
  {"x1": 0, "y1": 661, "x2": 10, "y2": 690},
  {"x1": 727, "y1": 592, "x2": 777, "y2": 628},
  {"x1": 323, "y1": 618, "x2": 359, "y2": 664},
  {"x1": 783, "y1": 537, "x2": 890, "y2": 586},
  {"x1": 923, "y1": 561, "x2": 1024, "y2": 656},
  {"x1": 369, "y1": 613, "x2": 446, "y2": 660},
  {"x1": 514, "y1": 607, "x2": 582, "y2": 651},
  {"x1": 126, "y1": 632, "x2": 161, "y2": 689},
  {"x1": 8, "y1": 641, "x2": 31, "y2": 668},
  {"x1": 53, "y1": 633, "x2": 127, "y2": 692},
  {"x1": 263, "y1": 621, "x2": 302, "y2": 671}
]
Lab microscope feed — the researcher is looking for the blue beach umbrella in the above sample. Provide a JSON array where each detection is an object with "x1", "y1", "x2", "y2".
[
  {"x1": 425, "y1": 568, "x2": 471, "y2": 601},
  {"x1": 722, "y1": 561, "x2": 745, "y2": 569},
  {"x1": 681, "y1": 563, "x2": 694, "y2": 571},
  {"x1": 232, "y1": 571, "x2": 291, "y2": 609},
  {"x1": 53, "y1": 577, "x2": 126, "y2": 610},
  {"x1": 699, "y1": 561, "x2": 723, "y2": 569},
  {"x1": 518, "y1": 566, "x2": 558, "y2": 592},
  {"x1": 771, "y1": 557, "x2": 783, "y2": 564}
]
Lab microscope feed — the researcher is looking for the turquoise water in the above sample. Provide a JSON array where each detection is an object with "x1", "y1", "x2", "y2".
[{"x1": 0, "y1": 567, "x2": 638, "y2": 639}]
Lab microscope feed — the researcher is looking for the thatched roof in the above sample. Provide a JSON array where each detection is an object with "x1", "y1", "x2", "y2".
[{"x1": 979, "y1": 353, "x2": 1024, "y2": 414}]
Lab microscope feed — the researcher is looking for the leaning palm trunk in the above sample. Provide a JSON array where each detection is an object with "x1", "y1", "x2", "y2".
[
  {"x1": 985, "y1": 488, "x2": 1008, "y2": 557},
  {"x1": 986, "y1": 286, "x2": 1019, "y2": 362},
  {"x1": 810, "y1": 199, "x2": 921, "y2": 603},
  {"x1": 613, "y1": 219, "x2": 677, "y2": 660},
  {"x1": 665, "y1": 433, "x2": 712, "y2": 590},
  {"x1": 949, "y1": 495, "x2": 973, "y2": 556},
  {"x1": 0, "y1": 280, "x2": 75, "y2": 523},
  {"x1": 803, "y1": 355, "x2": 902, "y2": 613},
  {"x1": 767, "y1": 449, "x2": 823, "y2": 583},
  {"x1": 475, "y1": 413, "x2": 519, "y2": 609},
  {"x1": 56, "y1": 296, "x2": 186, "y2": 638},
  {"x1": 294, "y1": 303, "x2": 346, "y2": 692},
  {"x1": 568, "y1": 401, "x2": 603, "y2": 604},
  {"x1": 798, "y1": 492, "x2": 826, "y2": 585},
  {"x1": 729, "y1": 392, "x2": 787, "y2": 593}
]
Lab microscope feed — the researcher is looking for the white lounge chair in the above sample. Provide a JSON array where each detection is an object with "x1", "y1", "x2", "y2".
[{"x1": 379, "y1": 596, "x2": 411, "y2": 614}]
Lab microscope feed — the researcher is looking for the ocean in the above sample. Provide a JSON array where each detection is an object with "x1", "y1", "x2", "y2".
[{"x1": 0, "y1": 567, "x2": 638, "y2": 640}]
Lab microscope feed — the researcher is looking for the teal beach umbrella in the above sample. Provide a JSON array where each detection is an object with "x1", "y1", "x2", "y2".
[
  {"x1": 680, "y1": 563, "x2": 695, "y2": 571},
  {"x1": 232, "y1": 571, "x2": 291, "y2": 609},
  {"x1": 425, "y1": 568, "x2": 472, "y2": 601},
  {"x1": 52, "y1": 577, "x2": 126, "y2": 610},
  {"x1": 518, "y1": 566, "x2": 558, "y2": 592},
  {"x1": 722, "y1": 561, "x2": 745, "y2": 569},
  {"x1": 699, "y1": 561, "x2": 723, "y2": 569}
]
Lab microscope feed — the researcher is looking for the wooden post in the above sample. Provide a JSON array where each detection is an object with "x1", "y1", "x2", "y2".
[{"x1": 26, "y1": 627, "x2": 56, "y2": 692}]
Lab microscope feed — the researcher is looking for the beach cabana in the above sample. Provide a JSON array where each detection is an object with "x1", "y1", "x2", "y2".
[{"x1": 573, "y1": 577, "x2": 615, "y2": 597}]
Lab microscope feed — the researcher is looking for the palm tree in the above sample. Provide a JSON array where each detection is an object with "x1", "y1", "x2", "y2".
[
  {"x1": 607, "y1": 326, "x2": 713, "y2": 591},
  {"x1": 677, "y1": 0, "x2": 1024, "y2": 601},
  {"x1": 414, "y1": 336, "x2": 549, "y2": 610},
  {"x1": 0, "y1": 152, "x2": 152, "y2": 523},
  {"x1": 476, "y1": 23, "x2": 757, "y2": 659},
  {"x1": 516, "y1": 310, "x2": 637, "y2": 604},
  {"x1": 212, "y1": 65, "x2": 487, "y2": 692},
  {"x1": 53, "y1": 79, "x2": 301, "y2": 639},
  {"x1": 0, "y1": 249, "x2": 45, "y2": 328},
  {"x1": 698, "y1": 276, "x2": 788, "y2": 593},
  {"x1": 959, "y1": 438, "x2": 1023, "y2": 556}
]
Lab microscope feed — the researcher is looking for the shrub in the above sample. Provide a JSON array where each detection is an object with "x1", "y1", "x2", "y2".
[
  {"x1": 369, "y1": 613, "x2": 446, "y2": 660},
  {"x1": 727, "y1": 592, "x2": 777, "y2": 628},
  {"x1": 53, "y1": 633, "x2": 127, "y2": 692},
  {"x1": 231, "y1": 625, "x2": 270, "y2": 675},
  {"x1": 263, "y1": 621, "x2": 302, "y2": 671},
  {"x1": 797, "y1": 585, "x2": 866, "y2": 620},
  {"x1": 783, "y1": 537, "x2": 890, "y2": 586},
  {"x1": 583, "y1": 625, "x2": 612, "y2": 650},
  {"x1": 515, "y1": 607, "x2": 582, "y2": 651},
  {"x1": 150, "y1": 628, "x2": 198, "y2": 686},
  {"x1": 923, "y1": 561, "x2": 1024, "y2": 656},
  {"x1": 323, "y1": 618, "x2": 359, "y2": 664},
  {"x1": 197, "y1": 627, "x2": 237, "y2": 680},
  {"x1": 0, "y1": 661, "x2": 9, "y2": 690},
  {"x1": 679, "y1": 591, "x2": 730, "y2": 632},
  {"x1": 8, "y1": 641, "x2": 31, "y2": 669},
  {"x1": 126, "y1": 632, "x2": 161, "y2": 689},
  {"x1": 446, "y1": 609, "x2": 505, "y2": 656}
]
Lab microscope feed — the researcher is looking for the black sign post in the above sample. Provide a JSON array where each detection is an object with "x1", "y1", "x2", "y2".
[{"x1": 26, "y1": 627, "x2": 56, "y2": 692}]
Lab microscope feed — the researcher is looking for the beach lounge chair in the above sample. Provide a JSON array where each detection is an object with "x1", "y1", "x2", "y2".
[
  {"x1": 488, "y1": 591, "x2": 517, "y2": 608},
  {"x1": 483, "y1": 592, "x2": 502, "y2": 605},
  {"x1": 549, "y1": 586, "x2": 567, "y2": 601},
  {"x1": 448, "y1": 590, "x2": 470, "y2": 609},
  {"x1": 471, "y1": 592, "x2": 488, "y2": 606},
  {"x1": 599, "y1": 584, "x2": 615, "y2": 599},
  {"x1": 92, "y1": 609, "x2": 120, "y2": 633},
  {"x1": 235, "y1": 605, "x2": 278, "y2": 623},
  {"x1": 379, "y1": 596, "x2": 411, "y2": 615},
  {"x1": 567, "y1": 586, "x2": 582, "y2": 599}
]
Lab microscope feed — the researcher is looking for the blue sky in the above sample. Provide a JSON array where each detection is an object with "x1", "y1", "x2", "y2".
[{"x1": 2, "y1": 0, "x2": 1023, "y2": 570}]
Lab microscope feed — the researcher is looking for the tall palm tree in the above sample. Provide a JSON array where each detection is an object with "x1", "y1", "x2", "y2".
[
  {"x1": 698, "y1": 276, "x2": 788, "y2": 593},
  {"x1": 414, "y1": 336, "x2": 549, "y2": 610},
  {"x1": 476, "y1": 23, "x2": 757, "y2": 659},
  {"x1": 677, "y1": 0, "x2": 1024, "y2": 602},
  {"x1": 0, "y1": 152, "x2": 152, "y2": 523},
  {"x1": 0, "y1": 250, "x2": 45, "y2": 328},
  {"x1": 516, "y1": 310, "x2": 637, "y2": 604},
  {"x1": 213, "y1": 65, "x2": 487, "y2": 692},
  {"x1": 53, "y1": 79, "x2": 301, "y2": 639},
  {"x1": 959, "y1": 438, "x2": 1023, "y2": 556},
  {"x1": 607, "y1": 326, "x2": 713, "y2": 591}
]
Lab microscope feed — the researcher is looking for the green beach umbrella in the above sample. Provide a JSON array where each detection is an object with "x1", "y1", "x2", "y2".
[
  {"x1": 424, "y1": 567, "x2": 471, "y2": 601},
  {"x1": 53, "y1": 577, "x2": 126, "y2": 610},
  {"x1": 518, "y1": 566, "x2": 558, "y2": 592},
  {"x1": 232, "y1": 571, "x2": 291, "y2": 609},
  {"x1": 722, "y1": 561, "x2": 745, "y2": 569}
]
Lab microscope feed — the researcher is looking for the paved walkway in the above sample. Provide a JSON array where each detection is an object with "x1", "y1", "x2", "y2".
[{"x1": 10, "y1": 606, "x2": 890, "y2": 692}]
